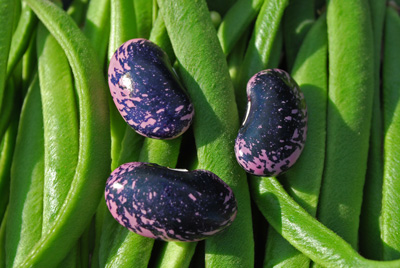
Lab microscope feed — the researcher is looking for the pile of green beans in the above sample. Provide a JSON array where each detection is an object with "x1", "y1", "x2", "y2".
[{"x1": 1, "y1": 0, "x2": 400, "y2": 267}]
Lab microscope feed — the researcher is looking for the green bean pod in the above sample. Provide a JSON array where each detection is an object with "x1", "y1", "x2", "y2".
[
  {"x1": 0, "y1": 0, "x2": 16, "y2": 117},
  {"x1": 20, "y1": 0, "x2": 111, "y2": 267},
  {"x1": 108, "y1": 0, "x2": 139, "y2": 171},
  {"x1": 66, "y1": 0, "x2": 89, "y2": 26},
  {"x1": 0, "y1": 79, "x2": 18, "y2": 145},
  {"x1": 21, "y1": 28, "x2": 37, "y2": 94},
  {"x1": 236, "y1": 0, "x2": 289, "y2": 117},
  {"x1": 154, "y1": 241, "x2": 197, "y2": 268},
  {"x1": 36, "y1": 22, "x2": 79, "y2": 236},
  {"x1": 158, "y1": 0, "x2": 254, "y2": 266},
  {"x1": 263, "y1": 13, "x2": 327, "y2": 268},
  {"x1": 134, "y1": 0, "x2": 153, "y2": 38},
  {"x1": 315, "y1": 0, "x2": 374, "y2": 249},
  {"x1": 217, "y1": 0, "x2": 264, "y2": 55},
  {"x1": 282, "y1": 0, "x2": 315, "y2": 71},
  {"x1": 6, "y1": 2, "x2": 37, "y2": 80},
  {"x1": 149, "y1": 13, "x2": 175, "y2": 63},
  {"x1": 251, "y1": 177, "x2": 400, "y2": 268},
  {"x1": 381, "y1": 5, "x2": 400, "y2": 261},
  {"x1": 0, "y1": 116, "x2": 18, "y2": 226},
  {"x1": 359, "y1": 0, "x2": 386, "y2": 260},
  {"x1": 5, "y1": 76, "x2": 44, "y2": 268},
  {"x1": 36, "y1": 23, "x2": 80, "y2": 267},
  {"x1": 83, "y1": 0, "x2": 110, "y2": 66},
  {"x1": 1, "y1": 207, "x2": 8, "y2": 268}
]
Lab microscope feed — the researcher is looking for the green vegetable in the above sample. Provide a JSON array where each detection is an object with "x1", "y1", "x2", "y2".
[
  {"x1": 134, "y1": 0, "x2": 153, "y2": 38},
  {"x1": 0, "y1": 0, "x2": 16, "y2": 121},
  {"x1": 83, "y1": 0, "x2": 110, "y2": 65},
  {"x1": 263, "y1": 13, "x2": 327, "y2": 268},
  {"x1": 236, "y1": 0, "x2": 289, "y2": 116},
  {"x1": 359, "y1": 0, "x2": 386, "y2": 260},
  {"x1": 282, "y1": 0, "x2": 315, "y2": 71},
  {"x1": 6, "y1": 2, "x2": 37, "y2": 81},
  {"x1": 251, "y1": 176, "x2": 400, "y2": 268},
  {"x1": 20, "y1": 0, "x2": 111, "y2": 266},
  {"x1": 0, "y1": 115, "x2": 18, "y2": 223},
  {"x1": 217, "y1": 0, "x2": 264, "y2": 55},
  {"x1": 158, "y1": 0, "x2": 254, "y2": 266},
  {"x1": 315, "y1": 0, "x2": 374, "y2": 249},
  {"x1": 381, "y1": 5, "x2": 400, "y2": 261},
  {"x1": 5, "y1": 76, "x2": 44, "y2": 268}
]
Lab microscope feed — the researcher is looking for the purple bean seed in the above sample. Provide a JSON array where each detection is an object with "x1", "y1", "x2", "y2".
[
  {"x1": 105, "y1": 162, "x2": 237, "y2": 242},
  {"x1": 235, "y1": 69, "x2": 307, "y2": 176},
  {"x1": 108, "y1": 39, "x2": 194, "y2": 139}
]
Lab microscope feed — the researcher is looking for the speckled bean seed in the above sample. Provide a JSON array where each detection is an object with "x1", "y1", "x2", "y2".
[
  {"x1": 235, "y1": 69, "x2": 307, "y2": 176},
  {"x1": 108, "y1": 38, "x2": 194, "y2": 139},
  {"x1": 105, "y1": 162, "x2": 237, "y2": 242}
]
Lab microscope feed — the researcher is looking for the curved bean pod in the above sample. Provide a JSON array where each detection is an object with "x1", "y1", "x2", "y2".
[
  {"x1": 217, "y1": 0, "x2": 264, "y2": 55},
  {"x1": 282, "y1": 0, "x2": 315, "y2": 71},
  {"x1": 158, "y1": 0, "x2": 254, "y2": 266},
  {"x1": 36, "y1": 23, "x2": 79, "y2": 235},
  {"x1": 0, "y1": 116, "x2": 18, "y2": 226},
  {"x1": 359, "y1": 0, "x2": 386, "y2": 260},
  {"x1": 251, "y1": 177, "x2": 400, "y2": 268},
  {"x1": 381, "y1": 5, "x2": 400, "y2": 260},
  {"x1": 315, "y1": 0, "x2": 374, "y2": 249},
  {"x1": 236, "y1": 0, "x2": 289, "y2": 117},
  {"x1": 0, "y1": 0, "x2": 16, "y2": 118},
  {"x1": 5, "y1": 76, "x2": 44, "y2": 268},
  {"x1": 263, "y1": 13, "x2": 327, "y2": 268},
  {"x1": 134, "y1": 0, "x2": 153, "y2": 39},
  {"x1": 20, "y1": 0, "x2": 111, "y2": 267},
  {"x1": 6, "y1": 2, "x2": 37, "y2": 81},
  {"x1": 83, "y1": 0, "x2": 110, "y2": 66}
]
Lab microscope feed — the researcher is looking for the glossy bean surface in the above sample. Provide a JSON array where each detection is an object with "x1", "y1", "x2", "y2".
[
  {"x1": 235, "y1": 69, "x2": 307, "y2": 177},
  {"x1": 108, "y1": 38, "x2": 194, "y2": 139},
  {"x1": 105, "y1": 162, "x2": 237, "y2": 242}
]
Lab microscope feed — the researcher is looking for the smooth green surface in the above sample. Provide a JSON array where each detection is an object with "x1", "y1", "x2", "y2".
[
  {"x1": 21, "y1": 0, "x2": 111, "y2": 266},
  {"x1": 5, "y1": 77, "x2": 44, "y2": 268},
  {"x1": 263, "y1": 13, "x2": 327, "y2": 268},
  {"x1": 134, "y1": 0, "x2": 153, "y2": 38},
  {"x1": 236, "y1": 0, "x2": 289, "y2": 117},
  {"x1": 251, "y1": 177, "x2": 400, "y2": 268},
  {"x1": 158, "y1": 0, "x2": 254, "y2": 266},
  {"x1": 381, "y1": 6, "x2": 400, "y2": 261},
  {"x1": 282, "y1": 0, "x2": 315, "y2": 71},
  {"x1": 83, "y1": 0, "x2": 110, "y2": 64},
  {"x1": 217, "y1": 0, "x2": 264, "y2": 55},
  {"x1": 0, "y1": 0, "x2": 16, "y2": 119},
  {"x1": 359, "y1": 0, "x2": 386, "y2": 260},
  {"x1": 6, "y1": 2, "x2": 37, "y2": 80},
  {"x1": 316, "y1": 0, "x2": 374, "y2": 249},
  {"x1": 37, "y1": 23, "x2": 79, "y2": 235}
]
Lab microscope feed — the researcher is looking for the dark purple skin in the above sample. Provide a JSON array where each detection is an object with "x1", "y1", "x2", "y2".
[
  {"x1": 235, "y1": 69, "x2": 307, "y2": 177},
  {"x1": 108, "y1": 38, "x2": 194, "y2": 139},
  {"x1": 105, "y1": 162, "x2": 237, "y2": 242}
]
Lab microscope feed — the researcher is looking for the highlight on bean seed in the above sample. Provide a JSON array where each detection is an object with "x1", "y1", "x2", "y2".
[
  {"x1": 108, "y1": 38, "x2": 194, "y2": 140},
  {"x1": 105, "y1": 162, "x2": 238, "y2": 242},
  {"x1": 235, "y1": 69, "x2": 308, "y2": 177}
]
